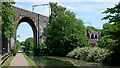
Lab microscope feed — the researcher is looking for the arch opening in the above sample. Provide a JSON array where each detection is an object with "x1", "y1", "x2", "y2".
[
  {"x1": 16, "y1": 17, "x2": 37, "y2": 47},
  {"x1": 95, "y1": 35, "x2": 97, "y2": 39},
  {"x1": 87, "y1": 33, "x2": 90, "y2": 38},
  {"x1": 91, "y1": 34, "x2": 94, "y2": 39}
]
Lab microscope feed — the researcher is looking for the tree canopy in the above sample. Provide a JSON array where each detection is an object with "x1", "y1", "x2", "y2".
[
  {"x1": 24, "y1": 37, "x2": 33, "y2": 51},
  {"x1": 101, "y1": 2, "x2": 120, "y2": 65},
  {"x1": 102, "y1": 2, "x2": 120, "y2": 41},
  {"x1": 0, "y1": 1, "x2": 1, "y2": 36},
  {"x1": 2, "y1": 2, "x2": 15, "y2": 38},
  {"x1": 43, "y1": 2, "x2": 89, "y2": 56}
]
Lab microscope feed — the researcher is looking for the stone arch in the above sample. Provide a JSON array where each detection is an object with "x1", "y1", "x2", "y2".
[
  {"x1": 15, "y1": 17, "x2": 37, "y2": 47},
  {"x1": 87, "y1": 32, "x2": 90, "y2": 38},
  {"x1": 95, "y1": 35, "x2": 97, "y2": 39},
  {"x1": 91, "y1": 34, "x2": 94, "y2": 39}
]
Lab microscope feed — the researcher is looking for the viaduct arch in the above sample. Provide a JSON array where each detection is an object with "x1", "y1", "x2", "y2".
[
  {"x1": 10, "y1": 6, "x2": 49, "y2": 48},
  {"x1": 16, "y1": 17, "x2": 37, "y2": 47}
]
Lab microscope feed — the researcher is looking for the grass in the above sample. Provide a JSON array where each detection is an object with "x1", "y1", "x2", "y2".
[
  {"x1": 23, "y1": 53, "x2": 36, "y2": 68},
  {"x1": 3, "y1": 56, "x2": 14, "y2": 66}
]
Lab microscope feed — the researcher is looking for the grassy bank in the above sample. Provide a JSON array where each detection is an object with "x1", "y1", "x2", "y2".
[
  {"x1": 3, "y1": 56, "x2": 14, "y2": 66},
  {"x1": 23, "y1": 53, "x2": 36, "y2": 68}
]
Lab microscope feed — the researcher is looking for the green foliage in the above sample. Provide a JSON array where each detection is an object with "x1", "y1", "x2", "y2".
[
  {"x1": 10, "y1": 40, "x2": 21, "y2": 56},
  {"x1": 97, "y1": 36, "x2": 114, "y2": 50},
  {"x1": 17, "y1": 35, "x2": 20, "y2": 38},
  {"x1": 3, "y1": 56, "x2": 14, "y2": 66},
  {"x1": 86, "y1": 26, "x2": 101, "y2": 32},
  {"x1": 101, "y1": 23, "x2": 115, "y2": 38},
  {"x1": 23, "y1": 53, "x2": 36, "y2": 68},
  {"x1": 102, "y1": 2, "x2": 120, "y2": 41},
  {"x1": 67, "y1": 47, "x2": 112, "y2": 62},
  {"x1": 108, "y1": 41, "x2": 120, "y2": 65},
  {"x1": 10, "y1": 47, "x2": 17, "y2": 56},
  {"x1": 20, "y1": 41, "x2": 25, "y2": 46},
  {"x1": 43, "y1": 2, "x2": 89, "y2": 56},
  {"x1": 16, "y1": 40, "x2": 21, "y2": 52},
  {"x1": 0, "y1": 1, "x2": 1, "y2": 35},
  {"x1": 102, "y1": 2, "x2": 120, "y2": 65},
  {"x1": 24, "y1": 37, "x2": 33, "y2": 51},
  {"x1": 2, "y1": 2, "x2": 15, "y2": 38},
  {"x1": 0, "y1": 16, "x2": 1, "y2": 35},
  {"x1": 102, "y1": 3, "x2": 120, "y2": 23},
  {"x1": 34, "y1": 43, "x2": 47, "y2": 56}
]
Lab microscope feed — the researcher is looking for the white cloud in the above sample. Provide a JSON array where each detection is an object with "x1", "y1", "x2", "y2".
[
  {"x1": 58, "y1": 2, "x2": 116, "y2": 13},
  {"x1": 33, "y1": 5, "x2": 50, "y2": 16},
  {"x1": 13, "y1": 1, "x2": 118, "y2": 16}
]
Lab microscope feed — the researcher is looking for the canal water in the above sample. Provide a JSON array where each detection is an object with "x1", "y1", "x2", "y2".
[{"x1": 25, "y1": 52, "x2": 106, "y2": 67}]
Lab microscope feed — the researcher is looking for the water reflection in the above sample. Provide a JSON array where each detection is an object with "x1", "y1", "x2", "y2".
[{"x1": 26, "y1": 51, "x2": 105, "y2": 67}]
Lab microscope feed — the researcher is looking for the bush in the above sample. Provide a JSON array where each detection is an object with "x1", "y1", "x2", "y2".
[
  {"x1": 10, "y1": 47, "x2": 17, "y2": 56},
  {"x1": 97, "y1": 36, "x2": 114, "y2": 50},
  {"x1": 103, "y1": 41, "x2": 120, "y2": 65},
  {"x1": 67, "y1": 47, "x2": 112, "y2": 62},
  {"x1": 16, "y1": 40, "x2": 21, "y2": 52},
  {"x1": 34, "y1": 43, "x2": 47, "y2": 56}
]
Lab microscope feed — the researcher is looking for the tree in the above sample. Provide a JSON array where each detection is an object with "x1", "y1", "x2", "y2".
[
  {"x1": 0, "y1": 2, "x2": 1, "y2": 36},
  {"x1": 101, "y1": 23, "x2": 116, "y2": 39},
  {"x1": 24, "y1": 37, "x2": 33, "y2": 51},
  {"x1": 0, "y1": 16, "x2": 1, "y2": 36},
  {"x1": 20, "y1": 41, "x2": 25, "y2": 46},
  {"x1": 34, "y1": 43, "x2": 47, "y2": 56},
  {"x1": 16, "y1": 40, "x2": 21, "y2": 51},
  {"x1": 102, "y1": 2, "x2": 120, "y2": 41},
  {"x1": 43, "y1": 2, "x2": 89, "y2": 56},
  {"x1": 102, "y1": 2, "x2": 120, "y2": 65},
  {"x1": 2, "y1": 2, "x2": 15, "y2": 38},
  {"x1": 17, "y1": 35, "x2": 20, "y2": 38}
]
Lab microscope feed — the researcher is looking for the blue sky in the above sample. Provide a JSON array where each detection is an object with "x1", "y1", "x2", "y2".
[{"x1": 14, "y1": 1, "x2": 118, "y2": 42}]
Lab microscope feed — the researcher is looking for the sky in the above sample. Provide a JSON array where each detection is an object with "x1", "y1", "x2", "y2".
[{"x1": 14, "y1": 0, "x2": 119, "y2": 42}]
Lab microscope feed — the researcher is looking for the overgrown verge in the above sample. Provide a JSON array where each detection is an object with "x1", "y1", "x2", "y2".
[
  {"x1": 10, "y1": 40, "x2": 21, "y2": 56},
  {"x1": 10, "y1": 47, "x2": 17, "y2": 56},
  {"x1": 23, "y1": 53, "x2": 36, "y2": 68},
  {"x1": 67, "y1": 47, "x2": 112, "y2": 62},
  {"x1": 2, "y1": 56, "x2": 14, "y2": 67},
  {"x1": 34, "y1": 43, "x2": 47, "y2": 56}
]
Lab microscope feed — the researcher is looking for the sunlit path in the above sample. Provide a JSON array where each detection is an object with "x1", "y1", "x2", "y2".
[{"x1": 10, "y1": 50, "x2": 30, "y2": 67}]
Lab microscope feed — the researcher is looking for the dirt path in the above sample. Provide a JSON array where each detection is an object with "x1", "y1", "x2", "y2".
[{"x1": 10, "y1": 50, "x2": 30, "y2": 67}]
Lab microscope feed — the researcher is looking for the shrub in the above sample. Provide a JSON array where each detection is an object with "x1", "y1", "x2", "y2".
[
  {"x1": 16, "y1": 40, "x2": 21, "y2": 52},
  {"x1": 97, "y1": 36, "x2": 114, "y2": 50},
  {"x1": 10, "y1": 47, "x2": 17, "y2": 56},
  {"x1": 67, "y1": 47, "x2": 112, "y2": 62},
  {"x1": 34, "y1": 43, "x2": 47, "y2": 56},
  {"x1": 103, "y1": 41, "x2": 120, "y2": 65}
]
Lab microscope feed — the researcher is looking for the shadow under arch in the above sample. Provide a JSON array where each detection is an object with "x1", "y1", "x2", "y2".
[
  {"x1": 16, "y1": 17, "x2": 37, "y2": 47},
  {"x1": 91, "y1": 34, "x2": 94, "y2": 39}
]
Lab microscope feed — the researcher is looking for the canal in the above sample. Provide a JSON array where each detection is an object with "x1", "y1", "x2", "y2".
[{"x1": 25, "y1": 52, "x2": 105, "y2": 67}]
